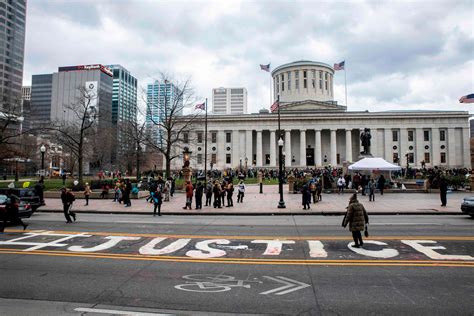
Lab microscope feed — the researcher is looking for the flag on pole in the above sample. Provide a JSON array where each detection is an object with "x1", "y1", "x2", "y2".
[
  {"x1": 459, "y1": 93, "x2": 474, "y2": 103},
  {"x1": 270, "y1": 100, "x2": 279, "y2": 112},
  {"x1": 334, "y1": 61, "x2": 345, "y2": 71},
  {"x1": 260, "y1": 63, "x2": 270, "y2": 72},
  {"x1": 195, "y1": 102, "x2": 205, "y2": 110}
]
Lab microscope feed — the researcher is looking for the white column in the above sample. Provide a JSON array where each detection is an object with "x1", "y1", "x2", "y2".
[
  {"x1": 270, "y1": 130, "x2": 276, "y2": 167},
  {"x1": 232, "y1": 130, "x2": 240, "y2": 168},
  {"x1": 315, "y1": 129, "x2": 322, "y2": 167},
  {"x1": 415, "y1": 128, "x2": 424, "y2": 167},
  {"x1": 285, "y1": 130, "x2": 292, "y2": 167},
  {"x1": 431, "y1": 128, "x2": 440, "y2": 167},
  {"x1": 256, "y1": 130, "x2": 263, "y2": 167},
  {"x1": 245, "y1": 130, "x2": 253, "y2": 166},
  {"x1": 463, "y1": 127, "x2": 470, "y2": 168},
  {"x1": 447, "y1": 127, "x2": 456, "y2": 167},
  {"x1": 371, "y1": 129, "x2": 378, "y2": 157},
  {"x1": 300, "y1": 129, "x2": 306, "y2": 166},
  {"x1": 384, "y1": 128, "x2": 392, "y2": 162},
  {"x1": 217, "y1": 130, "x2": 225, "y2": 169},
  {"x1": 345, "y1": 129, "x2": 352, "y2": 162},
  {"x1": 330, "y1": 129, "x2": 337, "y2": 166},
  {"x1": 400, "y1": 128, "x2": 408, "y2": 166}
]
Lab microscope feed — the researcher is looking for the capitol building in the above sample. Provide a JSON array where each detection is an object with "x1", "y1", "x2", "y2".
[{"x1": 173, "y1": 60, "x2": 470, "y2": 170}]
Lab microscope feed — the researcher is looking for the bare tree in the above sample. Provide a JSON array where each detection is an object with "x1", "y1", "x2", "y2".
[
  {"x1": 120, "y1": 116, "x2": 147, "y2": 180},
  {"x1": 0, "y1": 97, "x2": 26, "y2": 159},
  {"x1": 144, "y1": 74, "x2": 200, "y2": 177}
]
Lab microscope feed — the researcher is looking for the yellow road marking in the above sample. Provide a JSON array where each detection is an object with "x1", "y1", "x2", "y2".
[
  {"x1": 0, "y1": 248, "x2": 473, "y2": 268},
  {"x1": 4, "y1": 229, "x2": 474, "y2": 241}
]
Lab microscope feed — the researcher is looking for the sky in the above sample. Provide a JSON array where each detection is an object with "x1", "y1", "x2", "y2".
[{"x1": 23, "y1": 0, "x2": 474, "y2": 114}]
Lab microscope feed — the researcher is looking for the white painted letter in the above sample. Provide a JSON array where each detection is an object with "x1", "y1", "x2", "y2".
[
  {"x1": 186, "y1": 239, "x2": 230, "y2": 258},
  {"x1": 347, "y1": 241, "x2": 399, "y2": 258},
  {"x1": 401, "y1": 240, "x2": 474, "y2": 261},
  {"x1": 307, "y1": 240, "x2": 328, "y2": 258},
  {"x1": 139, "y1": 238, "x2": 191, "y2": 255},
  {"x1": 68, "y1": 236, "x2": 140, "y2": 252},
  {"x1": 251, "y1": 240, "x2": 295, "y2": 256}
]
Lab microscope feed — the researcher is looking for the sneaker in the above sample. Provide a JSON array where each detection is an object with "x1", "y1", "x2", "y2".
[{"x1": 351, "y1": 244, "x2": 360, "y2": 248}]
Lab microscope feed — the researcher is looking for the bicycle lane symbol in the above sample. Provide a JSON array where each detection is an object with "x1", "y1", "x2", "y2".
[{"x1": 174, "y1": 274, "x2": 262, "y2": 293}]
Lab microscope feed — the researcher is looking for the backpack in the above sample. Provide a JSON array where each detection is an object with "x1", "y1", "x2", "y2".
[{"x1": 67, "y1": 191, "x2": 75, "y2": 202}]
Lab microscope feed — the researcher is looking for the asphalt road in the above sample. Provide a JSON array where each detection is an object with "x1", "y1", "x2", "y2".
[{"x1": 0, "y1": 213, "x2": 473, "y2": 315}]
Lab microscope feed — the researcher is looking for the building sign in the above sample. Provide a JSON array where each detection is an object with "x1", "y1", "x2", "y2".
[{"x1": 58, "y1": 64, "x2": 113, "y2": 77}]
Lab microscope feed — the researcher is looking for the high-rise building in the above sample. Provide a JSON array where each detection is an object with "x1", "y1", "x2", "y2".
[
  {"x1": 29, "y1": 74, "x2": 53, "y2": 129},
  {"x1": 146, "y1": 80, "x2": 183, "y2": 144},
  {"x1": 106, "y1": 64, "x2": 138, "y2": 157},
  {"x1": 212, "y1": 87, "x2": 247, "y2": 114},
  {"x1": 20, "y1": 85, "x2": 30, "y2": 130},
  {"x1": 0, "y1": 0, "x2": 27, "y2": 109}
]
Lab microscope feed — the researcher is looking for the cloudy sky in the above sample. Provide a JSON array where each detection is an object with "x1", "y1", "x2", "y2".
[{"x1": 23, "y1": 0, "x2": 473, "y2": 114}]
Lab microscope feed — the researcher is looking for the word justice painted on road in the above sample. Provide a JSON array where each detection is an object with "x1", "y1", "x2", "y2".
[{"x1": 0, "y1": 230, "x2": 473, "y2": 263}]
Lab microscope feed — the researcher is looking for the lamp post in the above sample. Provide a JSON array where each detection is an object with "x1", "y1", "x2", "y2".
[
  {"x1": 239, "y1": 157, "x2": 242, "y2": 173},
  {"x1": 40, "y1": 144, "x2": 46, "y2": 174},
  {"x1": 405, "y1": 152, "x2": 410, "y2": 178},
  {"x1": 182, "y1": 147, "x2": 192, "y2": 183},
  {"x1": 245, "y1": 157, "x2": 248, "y2": 171},
  {"x1": 278, "y1": 137, "x2": 286, "y2": 208}
]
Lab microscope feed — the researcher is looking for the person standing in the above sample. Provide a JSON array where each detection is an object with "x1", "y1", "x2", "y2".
[
  {"x1": 237, "y1": 180, "x2": 245, "y2": 203},
  {"x1": 34, "y1": 177, "x2": 45, "y2": 206},
  {"x1": 195, "y1": 182, "x2": 203, "y2": 210},
  {"x1": 226, "y1": 182, "x2": 234, "y2": 207},
  {"x1": 220, "y1": 180, "x2": 227, "y2": 207},
  {"x1": 342, "y1": 194, "x2": 369, "y2": 248},
  {"x1": 124, "y1": 179, "x2": 132, "y2": 207},
  {"x1": 368, "y1": 179, "x2": 376, "y2": 202},
  {"x1": 377, "y1": 175, "x2": 385, "y2": 195},
  {"x1": 152, "y1": 187, "x2": 162, "y2": 216},
  {"x1": 309, "y1": 180, "x2": 317, "y2": 203},
  {"x1": 164, "y1": 178, "x2": 171, "y2": 202},
  {"x1": 183, "y1": 180, "x2": 194, "y2": 210},
  {"x1": 316, "y1": 180, "x2": 323, "y2": 201},
  {"x1": 213, "y1": 181, "x2": 222, "y2": 208},
  {"x1": 205, "y1": 180, "x2": 213, "y2": 206},
  {"x1": 170, "y1": 177, "x2": 176, "y2": 197},
  {"x1": 301, "y1": 184, "x2": 311, "y2": 210},
  {"x1": 83, "y1": 182, "x2": 92, "y2": 206},
  {"x1": 439, "y1": 176, "x2": 448, "y2": 207},
  {"x1": 60, "y1": 187, "x2": 76, "y2": 223},
  {"x1": 337, "y1": 176, "x2": 346, "y2": 194}
]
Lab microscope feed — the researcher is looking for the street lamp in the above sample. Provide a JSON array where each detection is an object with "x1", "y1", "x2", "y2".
[
  {"x1": 40, "y1": 144, "x2": 46, "y2": 172},
  {"x1": 239, "y1": 157, "x2": 243, "y2": 173},
  {"x1": 245, "y1": 157, "x2": 248, "y2": 171},
  {"x1": 278, "y1": 137, "x2": 286, "y2": 208},
  {"x1": 405, "y1": 152, "x2": 410, "y2": 178},
  {"x1": 182, "y1": 147, "x2": 192, "y2": 183}
]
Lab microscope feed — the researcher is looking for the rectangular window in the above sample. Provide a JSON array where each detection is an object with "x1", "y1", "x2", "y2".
[
  {"x1": 282, "y1": 81, "x2": 284, "y2": 91},
  {"x1": 393, "y1": 152, "x2": 399, "y2": 163},
  {"x1": 197, "y1": 132, "x2": 203, "y2": 143},
  {"x1": 211, "y1": 153, "x2": 217, "y2": 164},
  {"x1": 287, "y1": 72, "x2": 291, "y2": 91},
  {"x1": 276, "y1": 76, "x2": 279, "y2": 93},
  {"x1": 296, "y1": 79, "x2": 299, "y2": 89},
  {"x1": 197, "y1": 154, "x2": 202, "y2": 164},
  {"x1": 424, "y1": 152, "x2": 430, "y2": 163},
  {"x1": 440, "y1": 130, "x2": 446, "y2": 141},
  {"x1": 226, "y1": 154, "x2": 231, "y2": 164},
  {"x1": 226, "y1": 132, "x2": 231, "y2": 143},
  {"x1": 312, "y1": 78, "x2": 315, "y2": 88},
  {"x1": 424, "y1": 130, "x2": 430, "y2": 142},
  {"x1": 440, "y1": 152, "x2": 446, "y2": 163},
  {"x1": 265, "y1": 154, "x2": 270, "y2": 165},
  {"x1": 304, "y1": 79, "x2": 307, "y2": 89},
  {"x1": 408, "y1": 130, "x2": 414, "y2": 142},
  {"x1": 336, "y1": 153, "x2": 340, "y2": 164},
  {"x1": 211, "y1": 132, "x2": 217, "y2": 143},
  {"x1": 183, "y1": 132, "x2": 189, "y2": 144},
  {"x1": 408, "y1": 152, "x2": 414, "y2": 164},
  {"x1": 392, "y1": 130, "x2": 398, "y2": 142}
]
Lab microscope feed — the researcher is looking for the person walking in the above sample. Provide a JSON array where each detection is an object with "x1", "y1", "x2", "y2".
[
  {"x1": 2, "y1": 189, "x2": 28, "y2": 231},
  {"x1": 226, "y1": 182, "x2": 234, "y2": 207},
  {"x1": 301, "y1": 184, "x2": 311, "y2": 210},
  {"x1": 342, "y1": 194, "x2": 369, "y2": 248},
  {"x1": 439, "y1": 176, "x2": 448, "y2": 207},
  {"x1": 34, "y1": 177, "x2": 45, "y2": 206},
  {"x1": 316, "y1": 180, "x2": 323, "y2": 201},
  {"x1": 83, "y1": 182, "x2": 92, "y2": 206},
  {"x1": 151, "y1": 186, "x2": 162, "y2": 216},
  {"x1": 213, "y1": 181, "x2": 222, "y2": 208},
  {"x1": 237, "y1": 180, "x2": 245, "y2": 203},
  {"x1": 377, "y1": 175, "x2": 385, "y2": 195},
  {"x1": 195, "y1": 182, "x2": 203, "y2": 210},
  {"x1": 124, "y1": 179, "x2": 132, "y2": 207},
  {"x1": 205, "y1": 180, "x2": 213, "y2": 206},
  {"x1": 183, "y1": 180, "x2": 194, "y2": 210},
  {"x1": 170, "y1": 177, "x2": 176, "y2": 197},
  {"x1": 60, "y1": 187, "x2": 76, "y2": 223},
  {"x1": 368, "y1": 179, "x2": 376, "y2": 202}
]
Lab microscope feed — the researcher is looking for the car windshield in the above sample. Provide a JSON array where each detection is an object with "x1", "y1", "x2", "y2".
[{"x1": 0, "y1": 194, "x2": 7, "y2": 203}]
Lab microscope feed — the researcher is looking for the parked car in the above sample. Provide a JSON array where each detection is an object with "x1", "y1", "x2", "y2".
[
  {"x1": 0, "y1": 188, "x2": 41, "y2": 212},
  {"x1": 460, "y1": 197, "x2": 474, "y2": 218},
  {"x1": 0, "y1": 194, "x2": 33, "y2": 219}
]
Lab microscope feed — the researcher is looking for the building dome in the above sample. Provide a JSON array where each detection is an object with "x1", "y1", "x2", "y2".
[{"x1": 272, "y1": 60, "x2": 334, "y2": 105}]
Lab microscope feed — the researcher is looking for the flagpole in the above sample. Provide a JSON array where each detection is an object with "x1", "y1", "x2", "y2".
[
  {"x1": 204, "y1": 98, "x2": 208, "y2": 183},
  {"x1": 344, "y1": 61, "x2": 348, "y2": 107},
  {"x1": 269, "y1": 71, "x2": 272, "y2": 106}
]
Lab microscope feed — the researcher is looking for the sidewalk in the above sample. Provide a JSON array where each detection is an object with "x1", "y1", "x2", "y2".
[{"x1": 37, "y1": 185, "x2": 468, "y2": 216}]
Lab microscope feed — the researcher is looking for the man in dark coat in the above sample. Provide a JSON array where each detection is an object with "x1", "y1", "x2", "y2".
[
  {"x1": 377, "y1": 175, "x2": 385, "y2": 195},
  {"x1": 60, "y1": 187, "x2": 76, "y2": 223},
  {"x1": 301, "y1": 184, "x2": 311, "y2": 210},
  {"x1": 124, "y1": 179, "x2": 132, "y2": 207},
  {"x1": 343, "y1": 194, "x2": 369, "y2": 248},
  {"x1": 439, "y1": 176, "x2": 448, "y2": 207},
  {"x1": 205, "y1": 180, "x2": 213, "y2": 206},
  {"x1": 34, "y1": 177, "x2": 45, "y2": 205},
  {"x1": 195, "y1": 182, "x2": 203, "y2": 210}
]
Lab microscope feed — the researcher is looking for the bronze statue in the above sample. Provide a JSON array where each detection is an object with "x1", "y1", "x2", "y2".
[{"x1": 360, "y1": 128, "x2": 371, "y2": 155}]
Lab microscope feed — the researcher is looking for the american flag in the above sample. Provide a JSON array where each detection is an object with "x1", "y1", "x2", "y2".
[
  {"x1": 334, "y1": 61, "x2": 345, "y2": 71},
  {"x1": 270, "y1": 100, "x2": 279, "y2": 112},
  {"x1": 260, "y1": 63, "x2": 270, "y2": 72},
  {"x1": 459, "y1": 93, "x2": 474, "y2": 104},
  {"x1": 195, "y1": 102, "x2": 205, "y2": 110}
]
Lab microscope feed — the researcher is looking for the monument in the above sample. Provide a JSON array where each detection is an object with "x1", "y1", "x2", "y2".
[{"x1": 360, "y1": 128, "x2": 373, "y2": 158}]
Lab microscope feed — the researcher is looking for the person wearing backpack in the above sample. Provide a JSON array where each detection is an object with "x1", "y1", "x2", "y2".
[
  {"x1": 205, "y1": 180, "x2": 213, "y2": 206},
  {"x1": 60, "y1": 187, "x2": 76, "y2": 223},
  {"x1": 151, "y1": 187, "x2": 163, "y2": 216}
]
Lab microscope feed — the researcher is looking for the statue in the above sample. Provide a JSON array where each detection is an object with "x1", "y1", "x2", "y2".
[{"x1": 360, "y1": 128, "x2": 371, "y2": 155}]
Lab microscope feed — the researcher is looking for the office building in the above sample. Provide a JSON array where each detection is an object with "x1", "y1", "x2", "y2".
[
  {"x1": 212, "y1": 87, "x2": 247, "y2": 114},
  {"x1": 29, "y1": 74, "x2": 53, "y2": 129}
]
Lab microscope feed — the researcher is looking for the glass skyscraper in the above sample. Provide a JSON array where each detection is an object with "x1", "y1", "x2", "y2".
[{"x1": 0, "y1": 0, "x2": 27, "y2": 109}]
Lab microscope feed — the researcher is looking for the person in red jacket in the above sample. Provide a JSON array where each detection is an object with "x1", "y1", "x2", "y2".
[{"x1": 183, "y1": 181, "x2": 194, "y2": 210}]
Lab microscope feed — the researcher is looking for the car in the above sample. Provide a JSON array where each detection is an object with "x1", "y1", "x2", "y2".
[
  {"x1": 460, "y1": 197, "x2": 474, "y2": 218},
  {"x1": 0, "y1": 194, "x2": 33, "y2": 219},
  {"x1": 0, "y1": 188, "x2": 42, "y2": 212}
]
